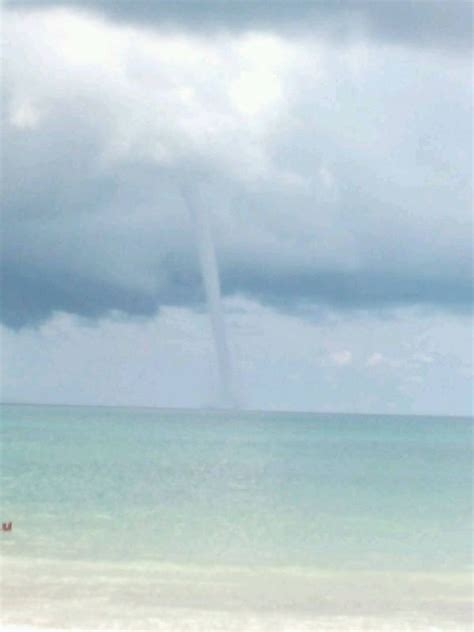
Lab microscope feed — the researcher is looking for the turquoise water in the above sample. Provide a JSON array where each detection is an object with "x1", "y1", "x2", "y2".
[
  {"x1": 0, "y1": 404, "x2": 473, "y2": 629},
  {"x1": 1, "y1": 404, "x2": 472, "y2": 570}
]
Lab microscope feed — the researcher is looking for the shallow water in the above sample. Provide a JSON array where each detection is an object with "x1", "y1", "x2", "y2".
[{"x1": 1, "y1": 404, "x2": 472, "y2": 629}]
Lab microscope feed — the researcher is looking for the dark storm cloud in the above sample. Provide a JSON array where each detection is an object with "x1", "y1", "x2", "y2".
[
  {"x1": 3, "y1": 142, "x2": 472, "y2": 329},
  {"x1": 2, "y1": 5, "x2": 472, "y2": 329},
  {"x1": 2, "y1": 123, "x2": 204, "y2": 328},
  {"x1": 223, "y1": 265, "x2": 474, "y2": 314},
  {"x1": 6, "y1": 0, "x2": 473, "y2": 51},
  {"x1": 1, "y1": 263, "x2": 156, "y2": 328}
]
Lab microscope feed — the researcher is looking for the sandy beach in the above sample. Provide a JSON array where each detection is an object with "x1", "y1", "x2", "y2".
[{"x1": 1, "y1": 556, "x2": 472, "y2": 631}]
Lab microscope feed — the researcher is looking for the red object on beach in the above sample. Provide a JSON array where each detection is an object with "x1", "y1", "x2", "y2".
[{"x1": 2, "y1": 522, "x2": 12, "y2": 531}]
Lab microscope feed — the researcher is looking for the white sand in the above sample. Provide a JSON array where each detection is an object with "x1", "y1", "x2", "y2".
[{"x1": 1, "y1": 556, "x2": 472, "y2": 631}]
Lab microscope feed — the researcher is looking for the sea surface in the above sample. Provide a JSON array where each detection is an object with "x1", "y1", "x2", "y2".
[{"x1": 0, "y1": 404, "x2": 472, "y2": 630}]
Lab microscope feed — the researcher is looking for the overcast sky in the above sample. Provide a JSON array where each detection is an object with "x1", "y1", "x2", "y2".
[{"x1": 2, "y1": 0, "x2": 472, "y2": 415}]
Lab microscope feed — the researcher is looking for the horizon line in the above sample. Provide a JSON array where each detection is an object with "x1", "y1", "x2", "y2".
[{"x1": 0, "y1": 400, "x2": 472, "y2": 420}]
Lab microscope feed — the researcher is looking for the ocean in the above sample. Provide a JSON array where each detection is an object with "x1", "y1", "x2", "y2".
[{"x1": 0, "y1": 404, "x2": 472, "y2": 630}]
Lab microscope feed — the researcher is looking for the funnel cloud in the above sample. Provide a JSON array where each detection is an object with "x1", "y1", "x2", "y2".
[{"x1": 181, "y1": 183, "x2": 236, "y2": 408}]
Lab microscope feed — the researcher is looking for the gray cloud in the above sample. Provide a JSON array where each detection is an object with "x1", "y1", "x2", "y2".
[
  {"x1": 6, "y1": 0, "x2": 473, "y2": 52},
  {"x1": 2, "y1": 7, "x2": 472, "y2": 329}
]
